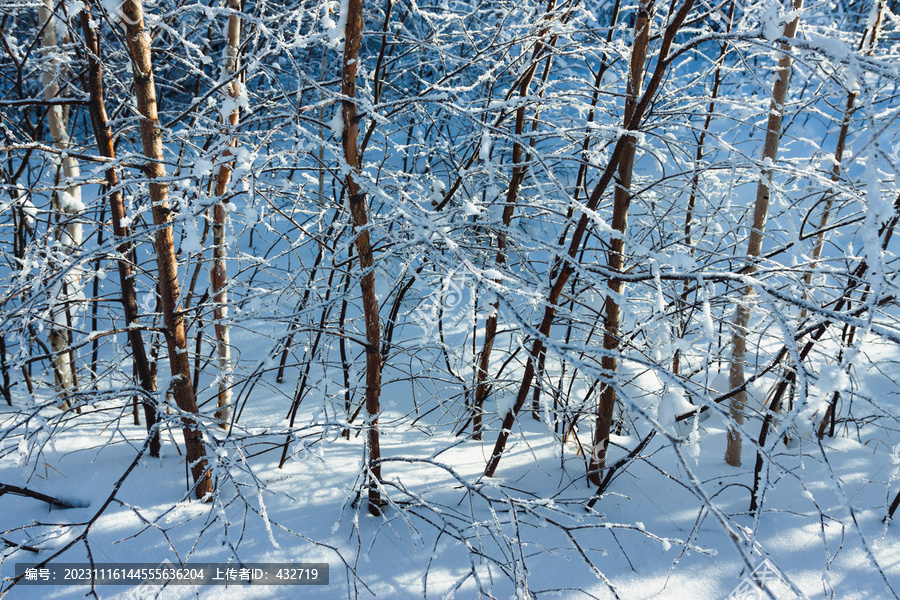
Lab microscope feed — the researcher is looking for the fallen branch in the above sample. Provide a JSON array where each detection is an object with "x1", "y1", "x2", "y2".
[
  {"x1": 1, "y1": 537, "x2": 39, "y2": 553},
  {"x1": 0, "y1": 483, "x2": 88, "y2": 510}
]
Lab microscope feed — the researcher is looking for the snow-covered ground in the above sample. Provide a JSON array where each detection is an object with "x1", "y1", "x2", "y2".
[
  {"x1": 3, "y1": 1, "x2": 900, "y2": 599},
  {"x1": 3, "y1": 333, "x2": 900, "y2": 600}
]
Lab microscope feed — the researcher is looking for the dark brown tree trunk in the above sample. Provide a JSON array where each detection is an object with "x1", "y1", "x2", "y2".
[
  {"x1": 341, "y1": 0, "x2": 384, "y2": 515},
  {"x1": 472, "y1": 0, "x2": 559, "y2": 438},
  {"x1": 484, "y1": 0, "x2": 695, "y2": 479},
  {"x1": 586, "y1": 0, "x2": 653, "y2": 486},
  {"x1": 120, "y1": 0, "x2": 212, "y2": 499},
  {"x1": 0, "y1": 335, "x2": 11, "y2": 405},
  {"x1": 79, "y1": 0, "x2": 160, "y2": 457}
]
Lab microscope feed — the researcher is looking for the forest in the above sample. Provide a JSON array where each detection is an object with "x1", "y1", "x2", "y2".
[{"x1": 1, "y1": 0, "x2": 900, "y2": 598}]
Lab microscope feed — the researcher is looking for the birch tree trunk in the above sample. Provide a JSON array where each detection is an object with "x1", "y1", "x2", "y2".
[
  {"x1": 725, "y1": 0, "x2": 803, "y2": 467},
  {"x1": 210, "y1": 0, "x2": 243, "y2": 430},
  {"x1": 341, "y1": 0, "x2": 384, "y2": 515},
  {"x1": 120, "y1": 0, "x2": 212, "y2": 498},
  {"x1": 40, "y1": 0, "x2": 82, "y2": 410},
  {"x1": 79, "y1": 0, "x2": 160, "y2": 456}
]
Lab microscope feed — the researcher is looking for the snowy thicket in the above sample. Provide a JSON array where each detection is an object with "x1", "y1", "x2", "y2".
[{"x1": 1, "y1": 0, "x2": 900, "y2": 598}]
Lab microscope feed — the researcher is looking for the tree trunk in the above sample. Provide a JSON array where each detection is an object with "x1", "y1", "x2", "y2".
[
  {"x1": 473, "y1": 0, "x2": 557, "y2": 439},
  {"x1": 808, "y1": 1, "x2": 884, "y2": 439},
  {"x1": 341, "y1": 0, "x2": 384, "y2": 515},
  {"x1": 40, "y1": 0, "x2": 82, "y2": 410},
  {"x1": 725, "y1": 0, "x2": 803, "y2": 467},
  {"x1": 0, "y1": 335, "x2": 11, "y2": 406},
  {"x1": 484, "y1": 0, "x2": 695, "y2": 479},
  {"x1": 210, "y1": 0, "x2": 243, "y2": 430},
  {"x1": 801, "y1": 0, "x2": 884, "y2": 318},
  {"x1": 79, "y1": 0, "x2": 161, "y2": 456},
  {"x1": 120, "y1": 0, "x2": 212, "y2": 498},
  {"x1": 673, "y1": 0, "x2": 736, "y2": 376},
  {"x1": 586, "y1": 0, "x2": 653, "y2": 486}
]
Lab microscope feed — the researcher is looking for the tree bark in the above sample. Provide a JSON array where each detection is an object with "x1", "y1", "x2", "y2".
[
  {"x1": 725, "y1": 0, "x2": 803, "y2": 467},
  {"x1": 40, "y1": 0, "x2": 82, "y2": 410},
  {"x1": 484, "y1": 0, "x2": 695, "y2": 479},
  {"x1": 341, "y1": 0, "x2": 384, "y2": 515},
  {"x1": 673, "y1": 0, "x2": 736, "y2": 376},
  {"x1": 587, "y1": 0, "x2": 653, "y2": 486},
  {"x1": 807, "y1": 0, "x2": 883, "y2": 439},
  {"x1": 120, "y1": 0, "x2": 212, "y2": 498},
  {"x1": 0, "y1": 335, "x2": 11, "y2": 406},
  {"x1": 210, "y1": 0, "x2": 243, "y2": 430},
  {"x1": 79, "y1": 0, "x2": 161, "y2": 457},
  {"x1": 473, "y1": 0, "x2": 557, "y2": 439}
]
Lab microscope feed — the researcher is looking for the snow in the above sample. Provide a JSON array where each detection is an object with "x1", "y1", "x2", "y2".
[
  {"x1": 816, "y1": 364, "x2": 848, "y2": 396},
  {"x1": 760, "y1": 3, "x2": 784, "y2": 43},
  {"x1": 808, "y1": 33, "x2": 852, "y2": 61},
  {"x1": 322, "y1": 0, "x2": 348, "y2": 49},
  {"x1": 57, "y1": 191, "x2": 84, "y2": 214},
  {"x1": 495, "y1": 394, "x2": 515, "y2": 419},
  {"x1": 3, "y1": 2, "x2": 900, "y2": 599},
  {"x1": 656, "y1": 387, "x2": 696, "y2": 434},
  {"x1": 100, "y1": 0, "x2": 123, "y2": 24},
  {"x1": 479, "y1": 131, "x2": 491, "y2": 161},
  {"x1": 14, "y1": 188, "x2": 37, "y2": 226},
  {"x1": 461, "y1": 200, "x2": 481, "y2": 216},
  {"x1": 192, "y1": 158, "x2": 214, "y2": 178},
  {"x1": 328, "y1": 109, "x2": 343, "y2": 138},
  {"x1": 182, "y1": 220, "x2": 202, "y2": 253},
  {"x1": 68, "y1": 1, "x2": 84, "y2": 17}
]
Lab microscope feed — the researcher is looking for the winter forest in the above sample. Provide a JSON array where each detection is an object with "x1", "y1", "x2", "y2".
[{"x1": 1, "y1": 0, "x2": 900, "y2": 597}]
